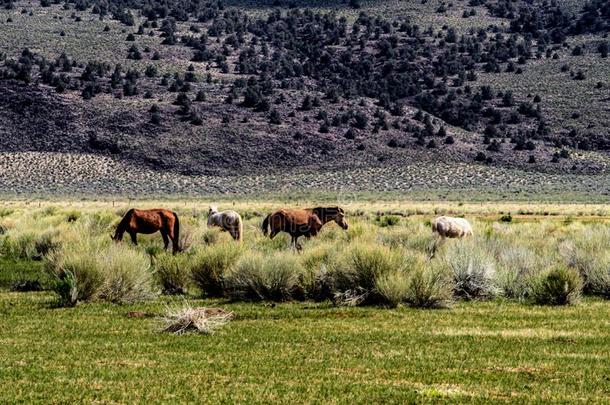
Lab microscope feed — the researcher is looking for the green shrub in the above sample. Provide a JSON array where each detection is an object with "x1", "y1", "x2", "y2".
[
  {"x1": 378, "y1": 229, "x2": 412, "y2": 248},
  {"x1": 225, "y1": 252, "x2": 303, "y2": 301},
  {"x1": 579, "y1": 252, "x2": 610, "y2": 299},
  {"x1": 405, "y1": 262, "x2": 454, "y2": 308},
  {"x1": 441, "y1": 242, "x2": 499, "y2": 300},
  {"x1": 145, "y1": 245, "x2": 164, "y2": 261},
  {"x1": 496, "y1": 245, "x2": 538, "y2": 300},
  {"x1": 304, "y1": 264, "x2": 336, "y2": 302},
  {"x1": 47, "y1": 237, "x2": 156, "y2": 306},
  {"x1": 499, "y1": 213, "x2": 513, "y2": 223},
  {"x1": 52, "y1": 270, "x2": 81, "y2": 307},
  {"x1": 190, "y1": 244, "x2": 243, "y2": 297},
  {"x1": 375, "y1": 269, "x2": 410, "y2": 307},
  {"x1": 95, "y1": 245, "x2": 157, "y2": 304},
  {"x1": 156, "y1": 253, "x2": 191, "y2": 295},
  {"x1": 2, "y1": 228, "x2": 61, "y2": 260},
  {"x1": 201, "y1": 228, "x2": 220, "y2": 245},
  {"x1": 256, "y1": 232, "x2": 291, "y2": 251},
  {"x1": 375, "y1": 215, "x2": 401, "y2": 227},
  {"x1": 375, "y1": 252, "x2": 425, "y2": 307},
  {"x1": 86, "y1": 211, "x2": 117, "y2": 233},
  {"x1": 34, "y1": 230, "x2": 61, "y2": 258},
  {"x1": 332, "y1": 244, "x2": 404, "y2": 304},
  {"x1": 300, "y1": 245, "x2": 339, "y2": 301},
  {"x1": 345, "y1": 244, "x2": 403, "y2": 291},
  {"x1": 530, "y1": 266, "x2": 582, "y2": 306},
  {"x1": 64, "y1": 210, "x2": 81, "y2": 223},
  {"x1": 0, "y1": 207, "x2": 14, "y2": 217},
  {"x1": 561, "y1": 229, "x2": 610, "y2": 296},
  {"x1": 380, "y1": 225, "x2": 438, "y2": 258},
  {"x1": 43, "y1": 206, "x2": 58, "y2": 216},
  {"x1": 301, "y1": 244, "x2": 341, "y2": 271},
  {"x1": 46, "y1": 238, "x2": 104, "y2": 306},
  {"x1": 343, "y1": 223, "x2": 368, "y2": 242}
]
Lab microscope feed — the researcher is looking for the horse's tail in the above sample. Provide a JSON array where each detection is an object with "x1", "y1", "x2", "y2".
[
  {"x1": 261, "y1": 214, "x2": 271, "y2": 236},
  {"x1": 173, "y1": 212, "x2": 181, "y2": 251}
]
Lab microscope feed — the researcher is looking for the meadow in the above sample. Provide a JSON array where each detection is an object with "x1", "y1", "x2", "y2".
[{"x1": 1, "y1": 199, "x2": 610, "y2": 402}]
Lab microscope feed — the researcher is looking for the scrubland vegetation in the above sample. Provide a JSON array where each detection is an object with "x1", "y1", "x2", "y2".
[
  {"x1": 2, "y1": 200, "x2": 610, "y2": 402},
  {"x1": 1, "y1": 201, "x2": 609, "y2": 307}
]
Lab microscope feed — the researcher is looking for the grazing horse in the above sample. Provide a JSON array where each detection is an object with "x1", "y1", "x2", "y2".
[
  {"x1": 207, "y1": 205, "x2": 243, "y2": 241},
  {"x1": 261, "y1": 206, "x2": 349, "y2": 250},
  {"x1": 432, "y1": 216, "x2": 473, "y2": 240},
  {"x1": 112, "y1": 208, "x2": 181, "y2": 254}
]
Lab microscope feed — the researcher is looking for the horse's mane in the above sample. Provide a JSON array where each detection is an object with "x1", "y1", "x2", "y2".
[
  {"x1": 311, "y1": 206, "x2": 341, "y2": 223},
  {"x1": 112, "y1": 208, "x2": 134, "y2": 239},
  {"x1": 116, "y1": 209, "x2": 134, "y2": 232}
]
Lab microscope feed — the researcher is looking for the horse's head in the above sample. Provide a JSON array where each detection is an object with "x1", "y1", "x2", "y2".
[
  {"x1": 110, "y1": 232, "x2": 121, "y2": 242},
  {"x1": 333, "y1": 207, "x2": 349, "y2": 230},
  {"x1": 207, "y1": 205, "x2": 218, "y2": 227}
]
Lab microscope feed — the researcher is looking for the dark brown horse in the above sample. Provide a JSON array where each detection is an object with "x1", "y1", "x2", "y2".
[
  {"x1": 112, "y1": 208, "x2": 181, "y2": 254},
  {"x1": 261, "y1": 206, "x2": 348, "y2": 250}
]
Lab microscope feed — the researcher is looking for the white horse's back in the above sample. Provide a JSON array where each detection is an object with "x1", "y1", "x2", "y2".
[
  {"x1": 432, "y1": 216, "x2": 473, "y2": 239},
  {"x1": 208, "y1": 207, "x2": 243, "y2": 241}
]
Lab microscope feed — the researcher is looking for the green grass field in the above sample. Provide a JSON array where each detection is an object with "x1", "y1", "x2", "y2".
[
  {"x1": 0, "y1": 200, "x2": 609, "y2": 402},
  {"x1": 2, "y1": 292, "x2": 610, "y2": 403}
]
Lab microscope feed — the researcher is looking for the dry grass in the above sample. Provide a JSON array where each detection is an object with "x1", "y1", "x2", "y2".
[{"x1": 160, "y1": 302, "x2": 234, "y2": 334}]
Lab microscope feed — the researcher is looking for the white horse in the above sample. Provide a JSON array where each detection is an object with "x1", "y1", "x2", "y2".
[
  {"x1": 207, "y1": 205, "x2": 243, "y2": 242},
  {"x1": 432, "y1": 216, "x2": 473, "y2": 239}
]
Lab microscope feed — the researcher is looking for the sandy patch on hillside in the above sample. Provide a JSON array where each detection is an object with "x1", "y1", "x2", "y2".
[{"x1": 0, "y1": 151, "x2": 609, "y2": 197}]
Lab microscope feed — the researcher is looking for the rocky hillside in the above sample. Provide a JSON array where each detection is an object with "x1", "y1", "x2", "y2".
[{"x1": 0, "y1": 0, "x2": 608, "y2": 194}]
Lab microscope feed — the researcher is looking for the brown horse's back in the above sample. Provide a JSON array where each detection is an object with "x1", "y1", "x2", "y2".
[
  {"x1": 261, "y1": 206, "x2": 348, "y2": 250},
  {"x1": 274, "y1": 209, "x2": 313, "y2": 229},
  {"x1": 264, "y1": 209, "x2": 322, "y2": 237},
  {"x1": 114, "y1": 208, "x2": 181, "y2": 253}
]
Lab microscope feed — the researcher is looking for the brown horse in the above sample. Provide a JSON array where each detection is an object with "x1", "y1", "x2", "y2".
[
  {"x1": 261, "y1": 206, "x2": 348, "y2": 250},
  {"x1": 112, "y1": 208, "x2": 181, "y2": 254}
]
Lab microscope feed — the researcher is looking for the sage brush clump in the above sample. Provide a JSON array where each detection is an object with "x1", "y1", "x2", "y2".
[
  {"x1": 46, "y1": 231, "x2": 157, "y2": 306},
  {"x1": 530, "y1": 266, "x2": 582, "y2": 306},
  {"x1": 190, "y1": 244, "x2": 243, "y2": 297},
  {"x1": 442, "y1": 242, "x2": 499, "y2": 300},
  {"x1": 225, "y1": 252, "x2": 303, "y2": 301}
]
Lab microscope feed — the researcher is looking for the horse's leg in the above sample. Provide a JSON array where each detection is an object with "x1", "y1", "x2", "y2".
[
  {"x1": 161, "y1": 231, "x2": 170, "y2": 251},
  {"x1": 129, "y1": 232, "x2": 138, "y2": 246},
  {"x1": 294, "y1": 236, "x2": 303, "y2": 252}
]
